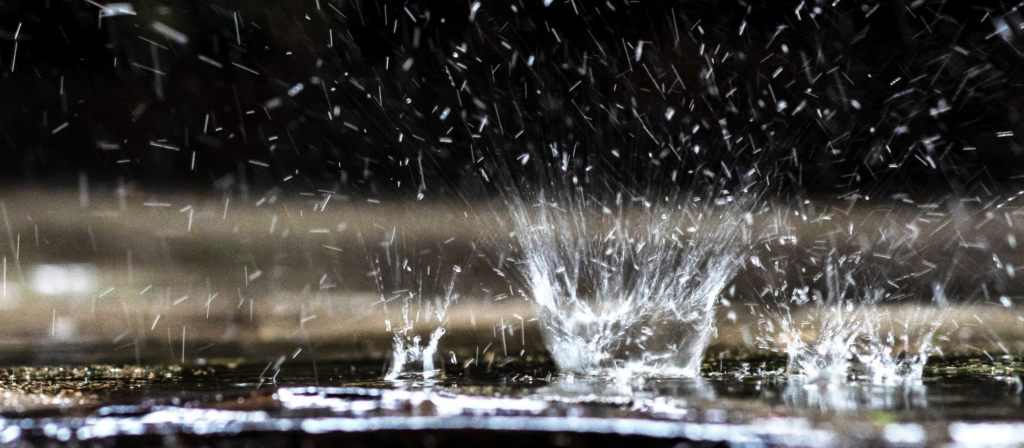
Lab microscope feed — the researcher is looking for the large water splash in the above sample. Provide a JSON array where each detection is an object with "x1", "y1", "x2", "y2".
[{"x1": 505, "y1": 188, "x2": 752, "y2": 377}]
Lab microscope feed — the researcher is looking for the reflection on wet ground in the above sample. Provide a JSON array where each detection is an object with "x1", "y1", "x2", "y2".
[{"x1": 0, "y1": 356, "x2": 1021, "y2": 447}]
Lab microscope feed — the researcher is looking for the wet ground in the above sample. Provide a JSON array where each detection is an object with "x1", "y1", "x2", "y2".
[{"x1": 0, "y1": 354, "x2": 1021, "y2": 447}]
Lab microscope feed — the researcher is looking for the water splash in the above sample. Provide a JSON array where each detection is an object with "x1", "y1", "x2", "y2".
[
  {"x1": 388, "y1": 327, "x2": 447, "y2": 381},
  {"x1": 778, "y1": 303, "x2": 868, "y2": 384},
  {"x1": 505, "y1": 187, "x2": 751, "y2": 377},
  {"x1": 381, "y1": 266, "x2": 460, "y2": 380},
  {"x1": 857, "y1": 305, "x2": 945, "y2": 384},
  {"x1": 757, "y1": 219, "x2": 951, "y2": 385},
  {"x1": 362, "y1": 228, "x2": 462, "y2": 381},
  {"x1": 763, "y1": 255, "x2": 906, "y2": 384}
]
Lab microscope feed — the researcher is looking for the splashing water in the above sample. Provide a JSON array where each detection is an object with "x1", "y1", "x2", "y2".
[
  {"x1": 758, "y1": 222, "x2": 951, "y2": 384},
  {"x1": 505, "y1": 188, "x2": 752, "y2": 377},
  {"x1": 381, "y1": 266, "x2": 460, "y2": 380},
  {"x1": 857, "y1": 305, "x2": 946, "y2": 384},
  {"x1": 856, "y1": 256, "x2": 958, "y2": 384},
  {"x1": 363, "y1": 228, "x2": 462, "y2": 380},
  {"x1": 777, "y1": 303, "x2": 868, "y2": 384},
  {"x1": 786, "y1": 256, "x2": 888, "y2": 383},
  {"x1": 761, "y1": 257, "x2": 892, "y2": 383},
  {"x1": 388, "y1": 327, "x2": 447, "y2": 381}
]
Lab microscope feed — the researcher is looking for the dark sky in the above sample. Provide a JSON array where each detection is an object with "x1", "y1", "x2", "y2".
[{"x1": 1, "y1": 0, "x2": 1022, "y2": 200}]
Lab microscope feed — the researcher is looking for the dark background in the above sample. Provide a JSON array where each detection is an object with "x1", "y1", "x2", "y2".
[{"x1": 0, "y1": 0, "x2": 1022, "y2": 200}]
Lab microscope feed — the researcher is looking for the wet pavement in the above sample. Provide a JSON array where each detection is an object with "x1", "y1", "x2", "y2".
[{"x1": 0, "y1": 355, "x2": 1021, "y2": 447}]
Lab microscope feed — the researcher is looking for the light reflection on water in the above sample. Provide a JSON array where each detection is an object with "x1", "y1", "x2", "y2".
[
  {"x1": 781, "y1": 377, "x2": 928, "y2": 412},
  {"x1": 0, "y1": 366, "x2": 1020, "y2": 446}
]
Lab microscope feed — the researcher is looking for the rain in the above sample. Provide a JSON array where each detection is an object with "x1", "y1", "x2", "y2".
[{"x1": 0, "y1": 0, "x2": 1023, "y2": 446}]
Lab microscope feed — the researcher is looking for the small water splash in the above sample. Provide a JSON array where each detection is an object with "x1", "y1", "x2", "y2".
[
  {"x1": 505, "y1": 187, "x2": 752, "y2": 378},
  {"x1": 362, "y1": 228, "x2": 463, "y2": 381},
  {"x1": 757, "y1": 219, "x2": 952, "y2": 385},
  {"x1": 752, "y1": 236, "x2": 851, "y2": 381},
  {"x1": 382, "y1": 266, "x2": 459, "y2": 380},
  {"x1": 387, "y1": 327, "x2": 446, "y2": 380},
  {"x1": 778, "y1": 302, "x2": 868, "y2": 384},
  {"x1": 857, "y1": 305, "x2": 945, "y2": 384}
]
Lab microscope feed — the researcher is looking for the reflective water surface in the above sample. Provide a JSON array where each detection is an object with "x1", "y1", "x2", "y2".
[{"x1": 0, "y1": 356, "x2": 1020, "y2": 447}]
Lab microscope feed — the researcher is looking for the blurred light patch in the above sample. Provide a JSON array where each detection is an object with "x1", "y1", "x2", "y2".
[
  {"x1": 30, "y1": 264, "x2": 97, "y2": 296},
  {"x1": 883, "y1": 423, "x2": 925, "y2": 444}
]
